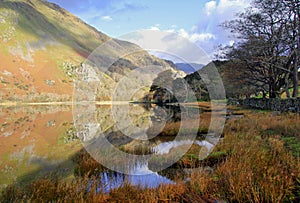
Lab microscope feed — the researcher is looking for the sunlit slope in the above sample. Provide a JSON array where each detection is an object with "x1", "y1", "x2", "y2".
[{"x1": 0, "y1": 0, "x2": 182, "y2": 102}]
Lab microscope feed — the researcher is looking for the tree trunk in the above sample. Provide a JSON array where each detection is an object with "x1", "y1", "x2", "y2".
[
  {"x1": 269, "y1": 89, "x2": 275, "y2": 98},
  {"x1": 285, "y1": 73, "x2": 291, "y2": 98},
  {"x1": 292, "y1": 0, "x2": 300, "y2": 98},
  {"x1": 286, "y1": 87, "x2": 291, "y2": 98},
  {"x1": 269, "y1": 80, "x2": 277, "y2": 98},
  {"x1": 292, "y1": 65, "x2": 299, "y2": 97}
]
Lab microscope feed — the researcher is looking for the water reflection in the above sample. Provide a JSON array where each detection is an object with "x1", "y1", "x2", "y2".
[
  {"x1": 98, "y1": 161, "x2": 174, "y2": 192},
  {"x1": 0, "y1": 105, "x2": 81, "y2": 187},
  {"x1": 75, "y1": 103, "x2": 204, "y2": 174},
  {"x1": 152, "y1": 139, "x2": 214, "y2": 155},
  {"x1": 0, "y1": 103, "x2": 215, "y2": 191},
  {"x1": 73, "y1": 103, "x2": 213, "y2": 190}
]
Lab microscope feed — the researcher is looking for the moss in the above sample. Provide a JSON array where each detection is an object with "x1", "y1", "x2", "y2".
[
  {"x1": 200, "y1": 151, "x2": 227, "y2": 167},
  {"x1": 282, "y1": 137, "x2": 300, "y2": 157}
]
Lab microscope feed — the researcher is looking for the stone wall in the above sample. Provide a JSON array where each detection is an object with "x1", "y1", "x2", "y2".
[{"x1": 229, "y1": 98, "x2": 300, "y2": 113}]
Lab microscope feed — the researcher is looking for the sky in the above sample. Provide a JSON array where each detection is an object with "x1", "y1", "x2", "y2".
[{"x1": 47, "y1": 0, "x2": 251, "y2": 64}]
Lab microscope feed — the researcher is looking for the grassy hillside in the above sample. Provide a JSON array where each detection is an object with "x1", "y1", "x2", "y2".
[{"x1": 0, "y1": 0, "x2": 180, "y2": 102}]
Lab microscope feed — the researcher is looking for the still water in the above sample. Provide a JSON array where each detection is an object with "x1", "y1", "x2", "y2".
[{"x1": 0, "y1": 103, "x2": 216, "y2": 191}]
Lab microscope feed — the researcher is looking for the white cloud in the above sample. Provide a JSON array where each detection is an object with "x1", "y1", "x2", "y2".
[
  {"x1": 191, "y1": 25, "x2": 198, "y2": 32},
  {"x1": 130, "y1": 27, "x2": 217, "y2": 63},
  {"x1": 121, "y1": 30, "x2": 213, "y2": 64},
  {"x1": 229, "y1": 40, "x2": 235, "y2": 46},
  {"x1": 202, "y1": 0, "x2": 250, "y2": 24},
  {"x1": 178, "y1": 29, "x2": 215, "y2": 42},
  {"x1": 178, "y1": 29, "x2": 189, "y2": 39},
  {"x1": 217, "y1": 0, "x2": 249, "y2": 14},
  {"x1": 205, "y1": 1, "x2": 217, "y2": 15},
  {"x1": 149, "y1": 26, "x2": 160, "y2": 31},
  {"x1": 192, "y1": 33, "x2": 216, "y2": 42},
  {"x1": 101, "y1": 15, "x2": 113, "y2": 21},
  {"x1": 148, "y1": 25, "x2": 176, "y2": 33},
  {"x1": 195, "y1": 0, "x2": 250, "y2": 59},
  {"x1": 165, "y1": 29, "x2": 176, "y2": 33},
  {"x1": 146, "y1": 27, "x2": 215, "y2": 43}
]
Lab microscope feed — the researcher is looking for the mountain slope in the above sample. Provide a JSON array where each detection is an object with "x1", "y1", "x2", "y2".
[
  {"x1": 0, "y1": 0, "x2": 181, "y2": 102},
  {"x1": 176, "y1": 63, "x2": 204, "y2": 74}
]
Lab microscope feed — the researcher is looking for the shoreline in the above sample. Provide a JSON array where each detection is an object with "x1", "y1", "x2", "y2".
[
  {"x1": 0, "y1": 101, "x2": 215, "y2": 107},
  {"x1": 0, "y1": 101, "x2": 132, "y2": 107}
]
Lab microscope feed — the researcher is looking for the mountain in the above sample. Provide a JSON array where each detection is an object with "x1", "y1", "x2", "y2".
[
  {"x1": 0, "y1": 0, "x2": 183, "y2": 102},
  {"x1": 175, "y1": 63, "x2": 204, "y2": 74}
]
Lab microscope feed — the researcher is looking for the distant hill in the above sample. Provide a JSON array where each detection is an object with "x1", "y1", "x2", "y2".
[
  {"x1": 0, "y1": 0, "x2": 182, "y2": 102},
  {"x1": 175, "y1": 63, "x2": 204, "y2": 74}
]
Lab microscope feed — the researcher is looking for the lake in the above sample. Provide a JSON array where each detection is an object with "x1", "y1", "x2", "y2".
[{"x1": 0, "y1": 102, "x2": 223, "y2": 191}]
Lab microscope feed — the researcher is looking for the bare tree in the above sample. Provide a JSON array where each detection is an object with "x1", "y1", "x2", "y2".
[
  {"x1": 221, "y1": 0, "x2": 299, "y2": 98},
  {"x1": 283, "y1": 0, "x2": 300, "y2": 97}
]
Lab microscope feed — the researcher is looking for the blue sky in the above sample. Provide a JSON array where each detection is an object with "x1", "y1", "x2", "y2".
[{"x1": 47, "y1": 0, "x2": 250, "y2": 63}]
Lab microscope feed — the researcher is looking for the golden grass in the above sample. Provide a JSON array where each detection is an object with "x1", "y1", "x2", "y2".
[
  {"x1": 191, "y1": 134, "x2": 299, "y2": 202},
  {"x1": 196, "y1": 109, "x2": 300, "y2": 202}
]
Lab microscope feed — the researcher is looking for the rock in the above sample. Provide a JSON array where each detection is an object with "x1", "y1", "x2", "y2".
[
  {"x1": 242, "y1": 98, "x2": 300, "y2": 113},
  {"x1": 45, "y1": 80, "x2": 55, "y2": 86}
]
